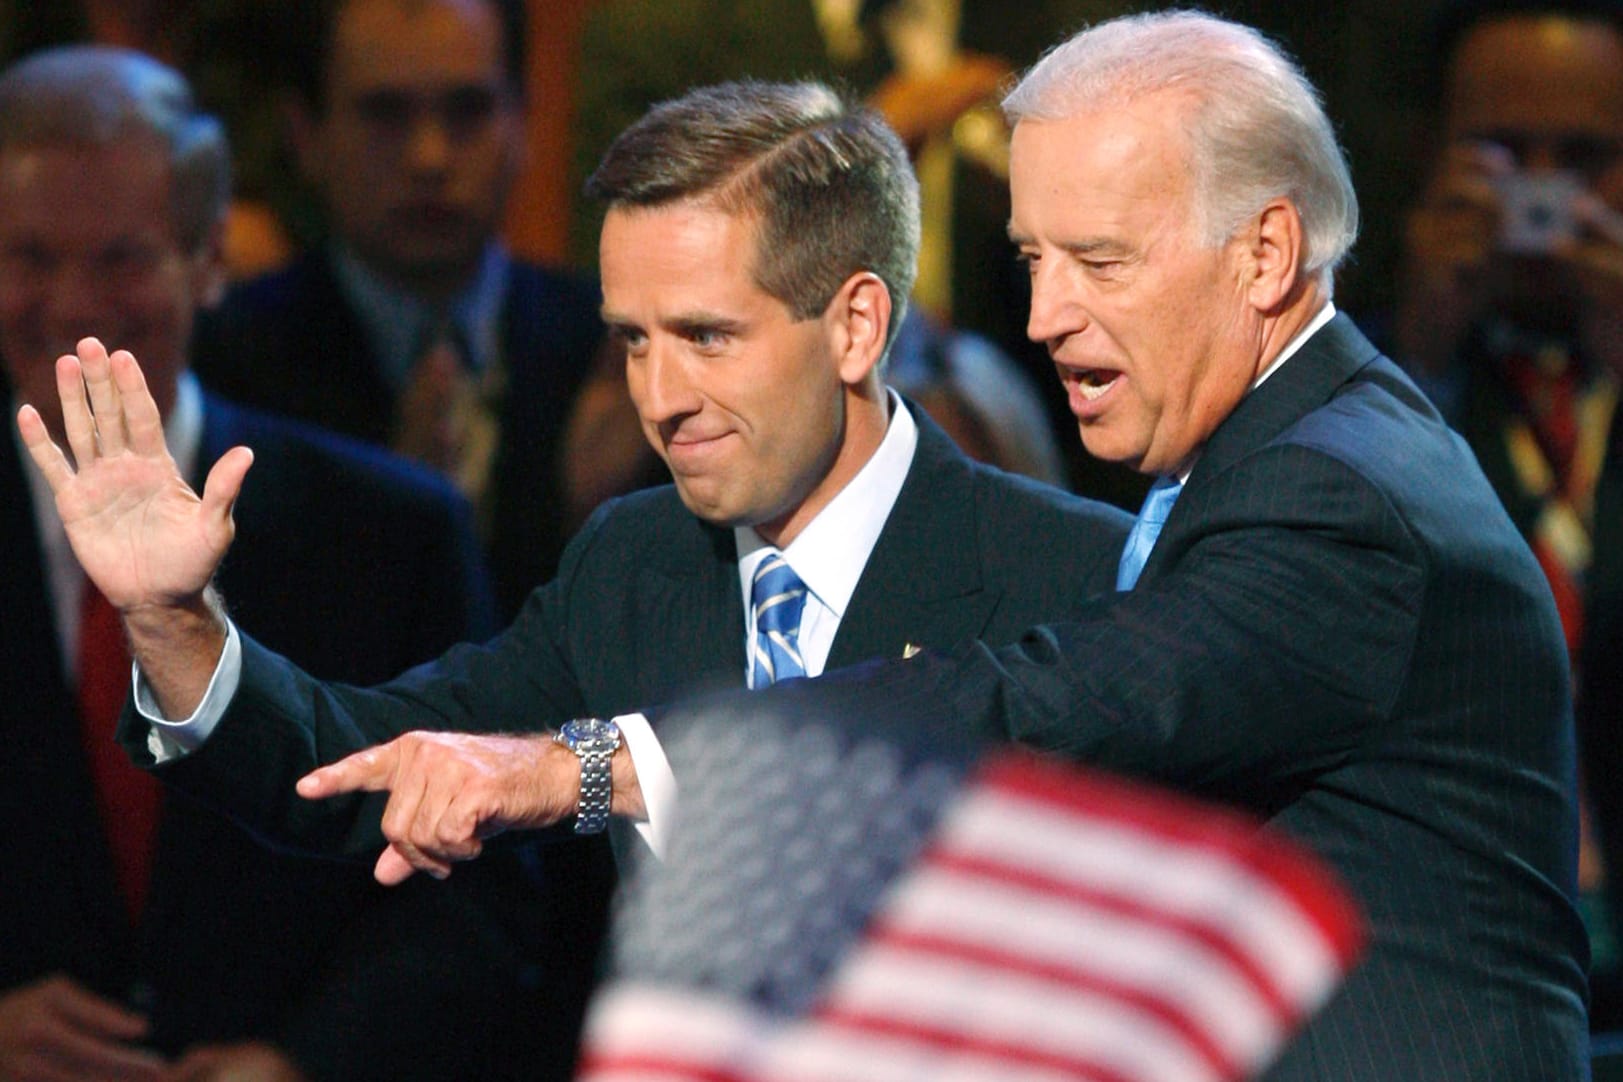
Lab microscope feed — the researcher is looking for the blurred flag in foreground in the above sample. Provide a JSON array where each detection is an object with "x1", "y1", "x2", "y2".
[{"x1": 582, "y1": 713, "x2": 1365, "y2": 1082}]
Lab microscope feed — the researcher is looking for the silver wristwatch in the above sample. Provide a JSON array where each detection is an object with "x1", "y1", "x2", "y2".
[{"x1": 554, "y1": 718, "x2": 622, "y2": 834}]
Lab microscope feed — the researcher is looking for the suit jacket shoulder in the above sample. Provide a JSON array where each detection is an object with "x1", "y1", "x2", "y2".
[
  {"x1": 191, "y1": 255, "x2": 383, "y2": 439},
  {"x1": 833, "y1": 406, "x2": 1130, "y2": 667},
  {"x1": 193, "y1": 252, "x2": 603, "y2": 445}
]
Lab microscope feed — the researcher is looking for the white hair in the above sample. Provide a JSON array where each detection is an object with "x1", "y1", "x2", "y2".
[{"x1": 1003, "y1": 10, "x2": 1358, "y2": 290}]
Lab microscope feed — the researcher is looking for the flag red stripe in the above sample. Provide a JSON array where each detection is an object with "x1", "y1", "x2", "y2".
[
  {"x1": 916, "y1": 848, "x2": 1297, "y2": 1025},
  {"x1": 849, "y1": 926, "x2": 1244, "y2": 1078},
  {"x1": 577, "y1": 1051, "x2": 749, "y2": 1082},
  {"x1": 976, "y1": 756, "x2": 1365, "y2": 964},
  {"x1": 810, "y1": 1006, "x2": 1169, "y2": 1082}
]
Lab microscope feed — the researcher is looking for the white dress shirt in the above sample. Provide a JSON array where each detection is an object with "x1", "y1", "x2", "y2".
[
  {"x1": 137, "y1": 392, "x2": 921, "y2": 858},
  {"x1": 1255, "y1": 301, "x2": 1336, "y2": 392}
]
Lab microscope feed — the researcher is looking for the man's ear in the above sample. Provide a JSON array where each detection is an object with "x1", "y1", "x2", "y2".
[
  {"x1": 192, "y1": 216, "x2": 231, "y2": 309},
  {"x1": 827, "y1": 271, "x2": 892, "y2": 385},
  {"x1": 1243, "y1": 198, "x2": 1305, "y2": 314}
]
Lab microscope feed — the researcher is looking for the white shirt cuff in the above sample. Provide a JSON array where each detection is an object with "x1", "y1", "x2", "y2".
[
  {"x1": 137, "y1": 619, "x2": 243, "y2": 763},
  {"x1": 615, "y1": 711, "x2": 676, "y2": 859}
]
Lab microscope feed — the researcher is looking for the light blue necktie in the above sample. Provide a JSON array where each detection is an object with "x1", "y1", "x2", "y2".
[
  {"x1": 750, "y1": 553, "x2": 808, "y2": 688},
  {"x1": 1117, "y1": 476, "x2": 1182, "y2": 591}
]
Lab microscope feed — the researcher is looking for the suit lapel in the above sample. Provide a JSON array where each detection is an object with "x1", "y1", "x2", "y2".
[
  {"x1": 634, "y1": 515, "x2": 747, "y2": 700},
  {"x1": 0, "y1": 433, "x2": 75, "y2": 744},
  {"x1": 310, "y1": 255, "x2": 399, "y2": 444},
  {"x1": 1193, "y1": 313, "x2": 1378, "y2": 481},
  {"x1": 829, "y1": 406, "x2": 999, "y2": 669},
  {"x1": 196, "y1": 393, "x2": 232, "y2": 488}
]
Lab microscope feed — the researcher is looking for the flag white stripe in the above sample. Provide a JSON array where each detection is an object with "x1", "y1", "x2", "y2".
[
  {"x1": 872, "y1": 867, "x2": 1280, "y2": 1067},
  {"x1": 938, "y1": 789, "x2": 1344, "y2": 1003},
  {"x1": 816, "y1": 946, "x2": 1224, "y2": 1082},
  {"x1": 582, "y1": 984, "x2": 762, "y2": 1077}
]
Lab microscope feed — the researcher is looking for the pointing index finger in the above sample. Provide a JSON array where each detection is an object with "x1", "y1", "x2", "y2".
[{"x1": 297, "y1": 745, "x2": 394, "y2": 799}]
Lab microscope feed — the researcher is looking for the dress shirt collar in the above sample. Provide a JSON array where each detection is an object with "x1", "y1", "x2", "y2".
[
  {"x1": 1175, "y1": 301, "x2": 1337, "y2": 485},
  {"x1": 1253, "y1": 301, "x2": 1336, "y2": 393},
  {"x1": 20, "y1": 371, "x2": 204, "y2": 672},
  {"x1": 329, "y1": 241, "x2": 511, "y2": 389},
  {"x1": 735, "y1": 388, "x2": 919, "y2": 629}
]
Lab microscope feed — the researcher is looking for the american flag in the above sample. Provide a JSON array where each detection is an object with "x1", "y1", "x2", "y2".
[{"x1": 582, "y1": 713, "x2": 1364, "y2": 1082}]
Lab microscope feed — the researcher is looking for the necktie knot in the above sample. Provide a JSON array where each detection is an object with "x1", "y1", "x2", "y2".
[
  {"x1": 751, "y1": 553, "x2": 808, "y2": 688},
  {"x1": 1117, "y1": 476, "x2": 1182, "y2": 591}
]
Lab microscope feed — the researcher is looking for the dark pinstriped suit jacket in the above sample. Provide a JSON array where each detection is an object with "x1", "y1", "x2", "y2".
[
  {"x1": 120, "y1": 405, "x2": 1132, "y2": 1078},
  {"x1": 717, "y1": 314, "x2": 1590, "y2": 1078}
]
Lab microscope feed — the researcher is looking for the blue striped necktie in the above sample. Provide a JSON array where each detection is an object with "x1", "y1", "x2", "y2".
[
  {"x1": 1117, "y1": 476, "x2": 1182, "y2": 591},
  {"x1": 751, "y1": 553, "x2": 808, "y2": 688}
]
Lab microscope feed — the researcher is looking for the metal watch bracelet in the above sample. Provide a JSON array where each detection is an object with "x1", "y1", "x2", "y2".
[{"x1": 554, "y1": 718, "x2": 621, "y2": 834}]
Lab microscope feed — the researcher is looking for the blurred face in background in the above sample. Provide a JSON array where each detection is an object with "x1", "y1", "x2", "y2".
[
  {"x1": 1447, "y1": 15, "x2": 1623, "y2": 182},
  {"x1": 295, "y1": 0, "x2": 524, "y2": 300},
  {"x1": 0, "y1": 136, "x2": 223, "y2": 440},
  {"x1": 1446, "y1": 15, "x2": 1623, "y2": 325}
]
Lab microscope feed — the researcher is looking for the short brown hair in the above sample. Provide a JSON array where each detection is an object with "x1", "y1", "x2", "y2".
[{"x1": 587, "y1": 80, "x2": 920, "y2": 353}]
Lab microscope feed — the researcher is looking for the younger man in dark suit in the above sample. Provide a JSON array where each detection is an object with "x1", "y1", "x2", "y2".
[
  {"x1": 18, "y1": 79, "x2": 1131, "y2": 1076},
  {"x1": 192, "y1": 0, "x2": 605, "y2": 620}
]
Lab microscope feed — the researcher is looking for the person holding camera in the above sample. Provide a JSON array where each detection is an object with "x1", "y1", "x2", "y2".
[
  {"x1": 1396, "y1": 0, "x2": 1623, "y2": 557},
  {"x1": 1391, "y1": 0, "x2": 1623, "y2": 1030}
]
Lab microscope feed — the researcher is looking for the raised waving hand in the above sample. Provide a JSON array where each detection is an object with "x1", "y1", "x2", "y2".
[{"x1": 15, "y1": 338, "x2": 253, "y2": 716}]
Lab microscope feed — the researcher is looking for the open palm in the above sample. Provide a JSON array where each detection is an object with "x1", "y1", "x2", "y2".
[{"x1": 14, "y1": 338, "x2": 251, "y2": 611}]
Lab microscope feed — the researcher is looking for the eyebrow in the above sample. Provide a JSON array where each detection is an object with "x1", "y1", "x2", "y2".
[
  {"x1": 668, "y1": 314, "x2": 748, "y2": 337},
  {"x1": 598, "y1": 309, "x2": 749, "y2": 336},
  {"x1": 1063, "y1": 239, "x2": 1134, "y2": 258},
  {"x1": 1005, "y1": 226, "x2": 1133, "y2": 258}
]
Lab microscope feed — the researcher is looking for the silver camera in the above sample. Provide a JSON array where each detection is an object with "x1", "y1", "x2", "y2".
[{"x1": 1494, "y1": 170, "x2": 1583, "y2": 255}]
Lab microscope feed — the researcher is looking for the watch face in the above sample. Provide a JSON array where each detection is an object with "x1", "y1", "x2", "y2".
[{"x1": 562, "y1": 717, "x2": 620, "y2": 751}]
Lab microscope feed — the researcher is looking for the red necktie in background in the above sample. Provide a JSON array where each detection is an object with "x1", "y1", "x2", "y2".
[
  {"x1": 1503, "y1": 348, "x2": 1585, "y2": 648},
  {"x1": 76, "y1": 582, "x2": 161, "y2": 924},
  {"x1": 1504, "y1": 350, "x2": 1580, "y2": 480}
]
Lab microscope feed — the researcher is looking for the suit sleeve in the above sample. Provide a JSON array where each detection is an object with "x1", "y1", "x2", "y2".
[
  {"x1": 116, "y1": 499, "x2": 627, "y2": 857},
  {"x1": 731, "y1": 444, "x2": 1424, "y2": 806}
]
